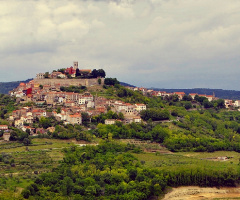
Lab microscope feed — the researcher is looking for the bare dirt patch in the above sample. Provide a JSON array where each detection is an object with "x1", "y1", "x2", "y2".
[{"x1": 162, "y1": 186, "x2": 240, "y2": 200}]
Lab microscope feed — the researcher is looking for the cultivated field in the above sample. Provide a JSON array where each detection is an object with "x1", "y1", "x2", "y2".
[{"x1": 0, "y1": 138, "x2": 87, "y2": 197}]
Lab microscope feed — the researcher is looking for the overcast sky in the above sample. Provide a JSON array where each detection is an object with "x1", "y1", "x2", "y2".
[{"x1": 0, "y1": 0, "x2": 240, "y2": 90}]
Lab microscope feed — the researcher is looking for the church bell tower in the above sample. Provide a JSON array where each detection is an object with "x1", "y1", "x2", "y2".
[{"x1": 73, "y1": 61, "x2": 78, "y2": 70}]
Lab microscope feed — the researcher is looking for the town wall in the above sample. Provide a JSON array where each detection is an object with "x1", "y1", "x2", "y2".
[{"x1": 33, "y1": 78, "x2": 104, "y2": 87}]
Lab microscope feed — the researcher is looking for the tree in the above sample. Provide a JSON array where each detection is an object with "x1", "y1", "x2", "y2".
[
  {"x1": 75, "y1": 68, "x2": 81, "y2": 77},
  {"x1": 184, "y1": 102, "x2": 192, "y2": 110},
  {"x1": 82, "y1": 112, "x2": 90, "y2": 126},
  {"x1": 128, "y1": 168, "x2": 138, "y2": 180},
  {"x1": 91, "y1": 69, "x2": 98, "y2": 78},
  {"x1": 172, "y1": 94, "x2": 179, "y2": 102},
  {"x1": 118, "y1": 112, "x2": 124, "y2": 120},
  {"x1": 23, "y1": 138, "x2": 31, "y2": 146},
  {"x1": 140, "y1": 109, "x2": 170, "y2": 121},
  {"x1": 151, "y1": 125, "x2": 170, "y2": 143},
  {"x1": 97, "y1": 69, "x2": 106, "y2": 78},
  {"x1": 22, "y1": 189, "x2": 31, "y2": 199},
  {"x1": 61, "y1": 176, "x2": 73, "y2": 196},
  {"x1": 104, "y1": 78, "x2": 119, "y2": 86},
  {"x1": 9, "y1": 131, "x2": 18, "y2": 141},
  {"x1": 203, "y1": 99, "x2": 213, "y2": 108},
  {"x1": 26, "y1": 128, "x2": 31, "y2": 135},
  {"x1": 44, "y1": 72, "x2": 49, "y2": 78},
  {"x1": 164, "y1": 94, "x2": 179, "y2": 102},
  {"x1": 195, "y1": 95, "x2": 208, "y2": 104},
  {"x1": 214, "y1": 99, "x2": 225, "y2": 109},
  {"x1": 58, "y1": 68, "x2": 66, "y2": 73},
  {"x1": 39, "y1": 117, "x2": 51, "y2": 129},
  {"x1": 182, "y1": 95, "x2": 192, "y2": 101}
]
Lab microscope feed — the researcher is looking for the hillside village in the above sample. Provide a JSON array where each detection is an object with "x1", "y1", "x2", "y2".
[
  {"x1": 2, "y1": 63, "x2": 240, "y2": 200},
  {"x1": 1, "y1": 61, "x2": 239, "y2": 140},
  {"x1": 5, "y1": 62, "x2": 146, "y2": 137}
]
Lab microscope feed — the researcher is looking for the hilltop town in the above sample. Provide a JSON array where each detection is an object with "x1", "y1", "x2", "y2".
[
  {"x1": 1, "y1": 61, "x2": 238, "y2": 140},
  {"x1": 2, "y1": 62, "x2": 240, "y2": 199},
  {"x1": 4, "y1": 62, "x2": 145, "y2": 137}
]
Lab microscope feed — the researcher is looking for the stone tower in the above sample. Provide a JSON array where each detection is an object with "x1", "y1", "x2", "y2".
[{"x1": 73, "y1": 61, "x2": 78, "y2": 70}]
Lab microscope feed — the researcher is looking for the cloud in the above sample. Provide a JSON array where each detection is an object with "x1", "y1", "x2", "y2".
[
  {"x1": 108, "y1": 1, "x2": 135, "y2": 18},
  {"x1": 0, "y1": 0, "x2": 240, "y2": 90}
]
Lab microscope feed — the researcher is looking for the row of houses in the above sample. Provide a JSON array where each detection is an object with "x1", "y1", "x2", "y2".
[
  {"x1": 125, "y1": 86, "x2": 216, "y2": 101},
  {"x1": 126, "y1": 86, "x2": 240, "y2": 110},
  {"x1": 0, "y1": 125, "x2": 8, "y2": 131},
  {"x1": 224, "y1": 99, "x2": 240, "y2": 108},
  {"x1": 150, "y1": 90, "x2": 216, "y2": 101}
]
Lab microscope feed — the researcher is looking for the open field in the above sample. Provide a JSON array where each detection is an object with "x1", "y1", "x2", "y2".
[
  {"x1": 133, "y1": 150, "x2": 240, "y2": 172},
  {"x1": 176, "y1": 151, "x2": 240, "y2": 164}
]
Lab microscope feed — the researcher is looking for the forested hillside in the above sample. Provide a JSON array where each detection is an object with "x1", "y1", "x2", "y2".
[{"x1": 0, "y1": 79, "x2": 33, "y2": 94}]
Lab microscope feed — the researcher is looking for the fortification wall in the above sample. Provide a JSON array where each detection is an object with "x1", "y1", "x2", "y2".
[{"x1": 33, "y1": 78, "x2": 104, "y2": 87}]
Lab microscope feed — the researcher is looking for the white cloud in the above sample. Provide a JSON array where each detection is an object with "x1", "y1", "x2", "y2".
[
  {"x1": 108, "y1": 1, "x2": 135, "y2": 18},
  {"x1": 0, "y1": 0, "x2": 240, "y2": 90}
]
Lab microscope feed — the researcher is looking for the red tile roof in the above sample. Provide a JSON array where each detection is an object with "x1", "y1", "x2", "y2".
[{"x1": 174, "y1": 92, "x2": 185, "y2": 95}]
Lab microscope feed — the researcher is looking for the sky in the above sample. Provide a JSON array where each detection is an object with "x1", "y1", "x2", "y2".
[{"x1": 0, "y1": 0, "x2": 240, "y2": 90}]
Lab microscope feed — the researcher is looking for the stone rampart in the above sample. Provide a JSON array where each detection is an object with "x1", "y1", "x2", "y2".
[{"x1": 33, "y1": 78, "x2": 104, "y2": 87}]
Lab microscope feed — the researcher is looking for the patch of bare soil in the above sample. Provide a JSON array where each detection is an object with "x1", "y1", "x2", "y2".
[{"x1": 162, "y1": 186, "x2": 240, "y2": 200}]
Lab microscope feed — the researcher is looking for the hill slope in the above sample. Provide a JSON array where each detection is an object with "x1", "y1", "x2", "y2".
[
  {"x1": 0, "y1": 79, "x2": 33, "y2": 94},
  {"x1": 151, "y1": 88, "x2": 240, "y2": 100}
]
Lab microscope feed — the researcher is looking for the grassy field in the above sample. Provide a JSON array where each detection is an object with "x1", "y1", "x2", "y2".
[
  {"x1": 133, "y1": 150, "x2": 240, "y2": 172},
  {"x1": 0, "y1": 138, "x2": 78, "y2": 153},
  {"x1": 120, "y1": 139, "x2": 240, "y2": 171},
  {"x1": 176, "y1": 151, "x2": 240, "y2": 164}
]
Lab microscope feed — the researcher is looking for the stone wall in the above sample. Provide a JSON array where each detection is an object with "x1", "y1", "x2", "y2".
[{"x1": 33, "y1": 78, "x2": 104, "y2": 87}]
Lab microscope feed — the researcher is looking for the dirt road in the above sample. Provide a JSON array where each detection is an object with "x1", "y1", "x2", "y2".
[{"x1": 162, "y1": 186, "x2": 240, "y2": 200}]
